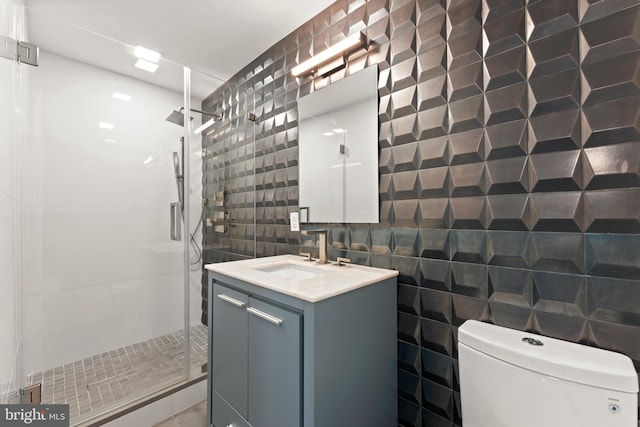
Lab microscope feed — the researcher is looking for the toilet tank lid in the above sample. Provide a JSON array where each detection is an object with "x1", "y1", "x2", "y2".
[{"x1": 458, "y1": 320, "x2": 639, "y2": 393}]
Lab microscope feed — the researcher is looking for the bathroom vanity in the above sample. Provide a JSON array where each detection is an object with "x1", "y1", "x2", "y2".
[{"x1": 205, "y1": 255, "x2": 398, "y2": 427}]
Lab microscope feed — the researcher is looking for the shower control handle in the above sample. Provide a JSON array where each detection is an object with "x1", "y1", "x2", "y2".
[{"x1": 170, "y1": 202, "x2": 181, "y2": 241}]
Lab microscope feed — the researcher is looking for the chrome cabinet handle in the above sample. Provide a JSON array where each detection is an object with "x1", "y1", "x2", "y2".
[
  {"x1": 217, "y1": 293, "x2": 245, "y2": 308},
  {"x1": 247, "y1": 307, "x2": 283, "y2": 326}
]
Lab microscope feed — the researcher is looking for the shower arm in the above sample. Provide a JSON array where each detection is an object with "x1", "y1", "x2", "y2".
[{"x1": 180, "y1": 107, "x2": 223, "y2": 120}]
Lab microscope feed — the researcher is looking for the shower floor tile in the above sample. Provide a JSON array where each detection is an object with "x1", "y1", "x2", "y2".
[{"x1": 27, "y1": 324, "x2": 208, "y2": 423}]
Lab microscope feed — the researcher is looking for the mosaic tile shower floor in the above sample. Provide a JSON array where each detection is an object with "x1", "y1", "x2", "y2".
[{"x1": 27, "y1": 325, "x2": 208, "y2": 422}]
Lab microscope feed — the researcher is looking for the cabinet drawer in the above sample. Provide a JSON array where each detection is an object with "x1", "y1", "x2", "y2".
[{"x1": 212, "y1": 390, "x2": 250, "y2": 427}]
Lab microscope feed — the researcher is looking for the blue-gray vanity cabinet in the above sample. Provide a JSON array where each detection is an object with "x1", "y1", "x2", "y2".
[
  {"x1": 207, "y1": 270, "x2": 397, "y2": 427},
  {"x1": 211, "y1": 282, "x2": 302, "y2": 427},
  {"x1": 211, "y1": 284, "x2": 248, "y2": 418}
]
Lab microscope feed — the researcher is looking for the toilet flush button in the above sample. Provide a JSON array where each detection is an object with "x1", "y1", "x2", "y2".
[
  {"x1": 522, "y1": 337, "x2": 544, "y2": 346},
  {"x1": 608, "y1": 403, "x2": 621, "y2": 415}
]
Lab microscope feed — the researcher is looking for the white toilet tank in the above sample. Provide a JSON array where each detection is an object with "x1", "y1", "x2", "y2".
[{"x1": 458, "y1": 320, "x2": 639, "y2": 427}]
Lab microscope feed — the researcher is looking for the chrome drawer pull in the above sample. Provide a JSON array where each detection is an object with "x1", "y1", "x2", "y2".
[
  {"x1": 217, "y1": 293, "x2": 245, "y2": 308},
  {"x1": 247, "y1": 307, "x2": 283, "y2": 326}
]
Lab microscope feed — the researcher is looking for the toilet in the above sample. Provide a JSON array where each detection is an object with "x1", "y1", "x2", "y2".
[{"x1": 458, "y1": 320, "x2": 639, "y2": 426}]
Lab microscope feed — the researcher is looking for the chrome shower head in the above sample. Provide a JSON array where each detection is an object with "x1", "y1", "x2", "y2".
[
  {"x1": 165, "y1": 109, "x2": 191, "y2": 127},
  {"x1": 165, "y1": 107, "x2": 223, "y2": 127}
]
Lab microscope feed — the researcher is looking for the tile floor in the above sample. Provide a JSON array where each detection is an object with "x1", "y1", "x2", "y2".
[
  {"x1": 152, "y1": 400, "x2": 207, "y2": 427},
  {"x1": 27, "y1": 325, "x2": 208, "y2": 423}
]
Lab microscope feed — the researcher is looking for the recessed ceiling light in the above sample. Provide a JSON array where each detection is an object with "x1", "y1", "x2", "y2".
[
  {"x1": 135, "y1": 59, "x2": 159, "y2": 73},
  {"x1": 134, "y1": 45, "x2": 161, "y2": 63},
  {"x1": 112, "y1": 92, "x2": 132, "y2": 102},
  {"x1": 99, "y1": 122, "x2": 114, "y2": 130},
  {"x1": 105, "y1": 139, "x2": 117, "y2": 143},
  {"x1": 143, "y1": 156, "x2": 154, "y2": 165},
  {"x1": 332, "y1": 128, "x2": 345, "y2": 133},
  {"x1": 322, "y1": 132, "x2": 335, "y2": 136}
]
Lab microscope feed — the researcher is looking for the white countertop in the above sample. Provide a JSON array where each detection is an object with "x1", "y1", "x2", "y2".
[{"x1": 205, "y1": 255, "x2": 398, "y2": 303}]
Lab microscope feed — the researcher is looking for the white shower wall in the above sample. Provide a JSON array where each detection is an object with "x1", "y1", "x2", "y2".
[{"x1": 22, "y1": 51, "x2": 205, "y2": 375}]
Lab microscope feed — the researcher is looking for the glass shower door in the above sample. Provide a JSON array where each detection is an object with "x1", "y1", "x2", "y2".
[{"x1": 18, "y1": 9, "x2": 195, "y2": 424}]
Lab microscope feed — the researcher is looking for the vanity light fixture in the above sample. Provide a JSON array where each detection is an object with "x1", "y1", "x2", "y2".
[{"x1": 291, "y1": 32, "x2": 366, "y2": 77}]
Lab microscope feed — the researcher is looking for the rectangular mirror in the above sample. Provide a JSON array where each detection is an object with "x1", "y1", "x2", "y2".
[{"x1": 298, "y1": 65, "x2": 378, "y2": 223}]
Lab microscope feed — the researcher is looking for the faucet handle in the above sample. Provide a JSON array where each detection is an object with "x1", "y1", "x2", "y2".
[
  {"x1": 299, "y1": 251, "x2": 313, "y2": 262},
  {"x1": 336, "y1": 257, "x2": 351, "y2": 266}
]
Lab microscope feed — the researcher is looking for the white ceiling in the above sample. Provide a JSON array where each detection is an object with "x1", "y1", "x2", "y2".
[{"x1": 24, "y1": 0, "x2": 336, "y2": 98}]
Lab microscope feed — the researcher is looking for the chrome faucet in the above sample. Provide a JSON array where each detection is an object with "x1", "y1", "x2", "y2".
[{"x1": 301, "y1": 229, "x2": 328, "y2": 264}]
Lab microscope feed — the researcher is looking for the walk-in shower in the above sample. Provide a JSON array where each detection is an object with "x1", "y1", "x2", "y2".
[{"x1": 2, "y1": 3, "x2": 224, "y2": 424}]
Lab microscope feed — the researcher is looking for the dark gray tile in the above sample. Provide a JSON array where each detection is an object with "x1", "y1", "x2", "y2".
[
  {"x1": 394, "y1": 255, "x2": 421, "y2": 285},
  {"x1": 588, "y1": 319, "x2": 640, "y2": 366},
  {"x1": 421, "y1": 348, "x2": 454, "y2": 389},
  {"x1": 533, "y1": 310, "x2": 587, "y2": 343},
  {"x1": 583, "y1": 142, "x2": 640, "y2": 190},
  {"x1": 349, "y1": 226, "x2": 371, "y2": 252},
  {"x1": 422, "y1": 378, "x2": 454, "y2": 421},
  {"x1": 585, "y1": 234, "x2": 640, "y2": 280},
  {"x1": 584, "y1": 188, "x2": 640, "y2": 233},
  {"x1": 451, "y1": 295, "x2": 491, "y2": 327},
  {"x1": 420, "y1": 258, "x2": 451, "y2": 291},
  {"x1": 399, "y1": 370, "x2": 422, "y2": 405},
  {"x1": 399, "y1": 398, "x2": 422, "y2": 427},
  {"x1": 526, "y1": 0, "x2": 578, "y2": 41},
  {"x1": 529, "y1": 150, "x2": 582, "y2": 192},
  {"x1": 582, "y1": 96, "x2": 640, "y2": 148},
  {"x1": 532, "y1": 271, "x2": 587, "y2": 316},
  {"x1": 484, "y1": 119, "x2": 527, "y2": 160},
  {"x1": 399, "y1": 283, "x2": 421, "y2": 315},
  {"x1": 486, "y1": 194, "x2": 530, "y2": 231},
  {"x1": 451, "y1": 262, "x2": 489, "y2": 299},
  {"x1": 531, "y1": 232, "x2": 585, "y2": 274},
  {"x1": 451, "y1": 230, "x2": 487, "y2": 264},
  {"x1": 419, "y1": 229, "x2": 450, "y2": 260},
  {"x1": 489, "y1": 302, "x2": 533, "y2": 331},
  {"x1": 371, "y1": 227, "x2": 394, "y2": 254},
  {"x1": 487, "y1": 232, "x2": 531, "y2": 268},
  {"x1": 448, "y1": 128, "x2": 484, "y2": 166},
  {"x1": 450, "y1": 196, "x2": 486, "y2": 229},
  {"x1": 419, "y1": 198, "x2": 451, "y2": 228},
  {"x1": 529, "y1": 191, "x2": 584, "y2": 232},
  {"x1": 421, "y1": 318, "x2": 454, "y2": 356},
  {"x1": 422, "y1": 409, "x2": 454, "y2": 427},
  {"x1": 399, "y1": 341, "x2": 422, "y2": 375},
  {"x1": 587, "y1": 276, "x2": 640, "y2": 327},
  {"x1": 420, "y1": 288, "x2": 452, "y2": 323},
  {"x1": 489, "y1": 266, "x2": 533, "y2": 308},
  {"x1": 399, "y1": 312, "x2": 422, "y2": 345},
  {"x1": 485, "y1": 156, "x2": 528, "y2": 195}
]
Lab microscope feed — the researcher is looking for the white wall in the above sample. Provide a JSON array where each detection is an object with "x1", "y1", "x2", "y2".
[
  {"x1": 0, "y1": 0, "x2": 24, "y2": 401},
  {"x1": 23, "y1": 51, "x2": 205, "y2": 374}
]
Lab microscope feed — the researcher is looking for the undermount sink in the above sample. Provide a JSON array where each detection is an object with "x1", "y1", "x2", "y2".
[{"x1": 254, "y1": 263, "x2": 326, "y2": 280}]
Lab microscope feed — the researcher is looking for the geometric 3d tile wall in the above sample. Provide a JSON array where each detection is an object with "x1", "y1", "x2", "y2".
[{"x1": 202, "y1": 0, "x2": 640, "y2": 425}]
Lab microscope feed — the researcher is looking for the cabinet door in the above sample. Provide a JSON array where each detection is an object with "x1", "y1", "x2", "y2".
[
  {"x1": 248, "y1": 297, "x2": 302, "y2": 427},
  {"x1": 212, "y1": 283, "x2": 249, "y2": 419}
]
